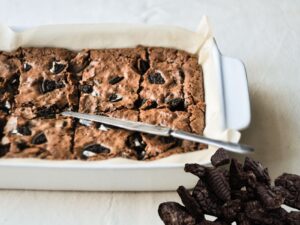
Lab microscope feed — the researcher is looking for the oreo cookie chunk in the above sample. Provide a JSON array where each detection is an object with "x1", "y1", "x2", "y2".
[
  {"x1": 2, "y1": 116, "x2": 74, "y2": 159},
  {"x1": 74, "y1": 109, "x2": 139, "y2": 160},
  {"x1": 0, "y1": 51, "x2": 21, "y2": 114},
  {"x1": 79, "y1": 47, "x2": 147, "y2": 113},
  {"x1": 14, "y1": 48, "x2": 78, "y2": 119}
]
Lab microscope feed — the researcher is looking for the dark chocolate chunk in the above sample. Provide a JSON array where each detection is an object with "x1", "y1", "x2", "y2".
[
  {"x1": 17, "y1": 124, "x2": 32, "y2": 136},
  {"x1": 177, "y1": 186, "x2": 203, "y2": 221},
  {"x1": 31, "y1": 132, "x2": 47, "y2": 145},
  {"x1": 109, "y1": 76, "x2": 124, "y2": 85},
  {"x1": 23, "y1": 63, "x2": 32, "y2": 72},
  {"x1": 221, "y1": 199, "x2": 241, "y2": 221},
  {"x1": 140, "y1": 99, "x2": 157, "y2": 110},
  {"x1": 158, "y1": 202, "x2": 196, "y2": 225},
  {"x1": 126, "y1": 133, "x2": 146, "y2": 160},
  {"x1": 244, "y1": 157, "x2": 271, "y2": 185},
  {"x1": 55, "y1": 80, "x2": 65, "y2": 89},
  {"x1": 108, "y1": 93, "x2": 123, "y2": 102},
  {"x1": 184, "y1": 164, "x2": 206, "y2": 178},
  {"x1": 6, "y1": 73, "x2": 19, "y2": 93},
  {"x1": 80, "y1": 84, "x2": 93, "y2": 93},
  {"x1": 40, "y1": 79, "x2": 56, "y2": 94},
  {"x1": 287, "y1": 211, "x2": 300, "y2": 225},
  {"x1": 0, "y1": 144, "x2": 9, "y2": 157},
  {"x1": 50, "y1": 61, "x2": 66, "y2": 74},
  {"x1": 167, "y1": 98, "x2": 185, "y2": 111},
  {"x1": 148, "y1": 72, "x2": 165, "y2": 84},
  {"x1": 192, "y1": 179, "x2": 222, "y2": 217},
  {"x1": 135, "y1": 58, "x2": 149, "y2": 75},
  {"x1": 198, "y1": 221, "x2": 223, "y2": 225},
  {"x1": 211, "y1": 148, "x2": 230, "y2": 167},
  {"x1": 36, "y1": 106, "x2": 57, "y2": 118},
  {"x1": 275, "y1": 173, "x2": 300, "y2": 209},
  {"x1": 207, "y1": 168, "x2": 231, "y2": 202}
]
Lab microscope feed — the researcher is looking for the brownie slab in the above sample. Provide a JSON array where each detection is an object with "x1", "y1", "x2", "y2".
[
  {"x1": 0, "y1": 51, "x2": 21, "y2": 114},
  {"x1": 74, "y1": 109, "x2": 141, "y2": 160},
  {"x1": 2, "y1": 116, "x2": 74, "y2": 159},
  {"x1": 14, "y1": 48, "x2": 78, "y2": 119},
  {"x1": 79, "y1": 47, "x2": 148, "y2": 114}
]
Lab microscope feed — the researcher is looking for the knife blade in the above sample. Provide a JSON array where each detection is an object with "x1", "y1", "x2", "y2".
[{"x1": 62, "y1": 111, "x2": 254, "y2": 154}]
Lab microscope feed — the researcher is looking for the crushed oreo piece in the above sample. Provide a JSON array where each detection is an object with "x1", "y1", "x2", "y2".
[
  {"x1": 207, "y1": 168, "x2": 231, "y2": 202},
  {"x1": 109, "y1": 76, "x2": 124, "y2": 85},
  {"x1": 126, "y1": 133, "x2": 146, "y2": 160},
  {"x1": 244, "y1": 157, "x2": 271, "y2": 185},
  {"x1": 81, "y1": 144, "x2": 110, "y2": 159},
  {"x1": 40, "y1": 79, "x2": 56, "y2": 94},
  {"x1": 167, "y1": 98, "x2": 185, "y2": 111},
  {"x1": 16, "y1": 142, "x2": 29, "y2": 150},
  {"x1": 23, "y1": 63, "x2": 32, "y2": 72},
  {"x1": 158, "y1": 149, "x2": 300, "y2": 225},
  {"x1": 221, "y1": 199, "x2": 241, "y2": 221},
  {"x1": 275, "y1": 173, "x2": 300, "y2": 209},
  {"x1": 177, "y1": 186, "x2": 203, "y2": 221},
  {"x1": 148, "y1": 72, "x2": 165, "y2": 84},
  {"x1": 192, "y1": 179, "x2": 222, "y2": 217},
  {"x1": 50, "y1": 61, "x2": 66, "y2": 74},
  {"x1": 287, "y1": 211, "x2": 300, "y2": 225},
  {"x1": 158, "y1": 202, "x2": 196, "y2": 225},
  {"x1": 211, "y1": 148, "x2": 230, "y2": 167},
  {"x1": 184, "y1": 163, "x2": 206, "y2": 178},
  {"x1": 80, "y1": 84, "x2": 93, "y2": 93},
  {"x1": 17, "y1": 124, "x2": 32, "y2": 136},
  {"x1": 36, "y1": 106, "x2": 57, "y2": 118},
  {"x1": 135, "y1": 58, "x2": 150, "y2": 75},
  {"x1": 0, "y1": 144, "x2": 9, "y2": 157},
  {"x1": 108, "y1": 93, "x2": 123, "y2": 102},
  {"x1": 31, "y1": 132, "x2": 47, "y2": 145}
]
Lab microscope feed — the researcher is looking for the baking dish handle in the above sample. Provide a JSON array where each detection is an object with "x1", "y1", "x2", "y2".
[{"x1": 220, "y1": 56, "x2": 251, "y2": 130}]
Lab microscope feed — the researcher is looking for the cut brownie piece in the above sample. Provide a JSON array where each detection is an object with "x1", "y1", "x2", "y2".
[
  {"x1": 2, "y1": 116, "x2": 74, "y2": 159},
  {"x1": 139, "y1": 108, "x2": 196, "y2": 159},
  {"x1": 74, "y1": 109, "x2": 142, "y2": 160},
  {"x1": 79, "y1": 47, "x2": 147, "y2": 113},
  {"x1": 14, "y1": 48, "x2": 78, "y2": 119},
  {"x1": 0, "y1": 51, "x2": 21, "y2": 114}
]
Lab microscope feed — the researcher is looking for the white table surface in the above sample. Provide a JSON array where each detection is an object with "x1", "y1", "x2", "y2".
[{"x1": 0, "y1": 0, "x2": 299, "y2": 224}]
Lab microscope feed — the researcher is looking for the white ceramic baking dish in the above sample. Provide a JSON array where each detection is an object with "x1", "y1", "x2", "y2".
[{"x1": 0, "y1": 18, "x2": 250, "y2": 191}]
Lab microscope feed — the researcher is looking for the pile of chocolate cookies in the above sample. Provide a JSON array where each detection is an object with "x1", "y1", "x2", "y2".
[{"x1": 158, "y1": 149, "x2": 300, "y2": 225}]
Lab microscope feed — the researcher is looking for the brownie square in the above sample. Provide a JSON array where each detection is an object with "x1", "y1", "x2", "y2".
[
  {"x1": 14, "y1": 48, "x2": 78, "y2": 119},
  {"x1": 2, "y1": 116, "x2": 74, "y2": 159},
  {"x1": 79, "y1": 47, "x2": 147, "y2": 114},
  {"x1": 0, "y1": 51, "x2": 21, "y2": 114},
  {"x1": 74, "y1": 109, "x2": 140, "y2": 160}
]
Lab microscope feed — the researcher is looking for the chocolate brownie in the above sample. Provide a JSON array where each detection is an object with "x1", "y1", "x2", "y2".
[
  {"x1": 74, "y1": 109, "x2": 140, "y2": 160},
  {"x1": 14, "y1": 48, "x2": 78, "y2": 119},
  {"x1": 79, "y1": 47, "x2": 147, "y2": 113},
  {"x1": 0, "y1": 45, "x2": 205, "y2": 160},
  {"x1": 0, "y1": 51, "x2": 21, "y2": 114},
  {"x1": 2, "y1": 115, "x2": 74, "y2": 159}
]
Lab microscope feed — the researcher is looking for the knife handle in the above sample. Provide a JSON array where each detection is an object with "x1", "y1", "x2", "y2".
[{"x1": 170, "y1": 130, "x2": 253, "y2": 154}]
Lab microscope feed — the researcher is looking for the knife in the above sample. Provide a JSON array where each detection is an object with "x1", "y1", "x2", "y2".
[{"x1": 62, "y1": 111, "x2": 254, "y2": 154}]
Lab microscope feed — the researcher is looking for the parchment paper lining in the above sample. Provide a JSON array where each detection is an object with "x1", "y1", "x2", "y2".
[{"x1": 0, "y1": 16, "x2": 241, "y2": 165}]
